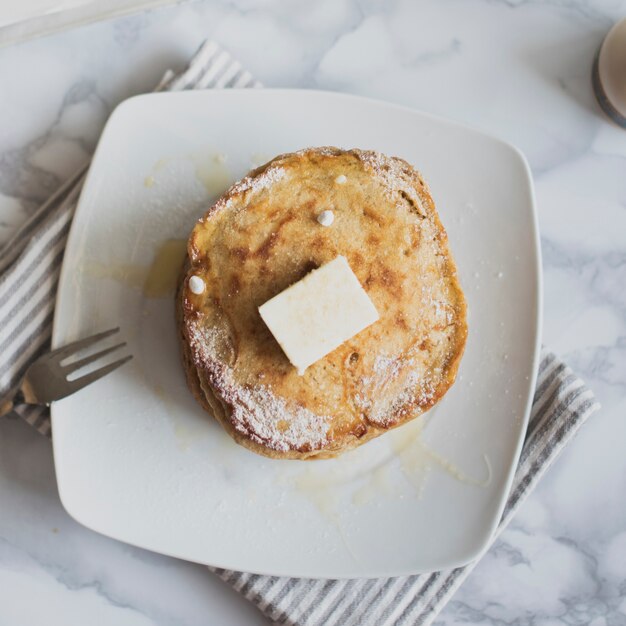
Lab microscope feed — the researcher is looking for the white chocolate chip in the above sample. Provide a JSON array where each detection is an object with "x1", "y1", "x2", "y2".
[
  {"x1": 317, "y1": 210, "x2": 334, "y2": 227},
  {"x1": 335, "y1": 174, "x2": 347, "y2": 184},
  {"x1": 189, "y1": 275, "x2": 205, "y2": 294}
]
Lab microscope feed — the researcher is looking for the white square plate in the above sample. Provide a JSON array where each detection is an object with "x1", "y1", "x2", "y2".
[{"x1": 52, "y1": 90, "x2": 541, "y2": 578}]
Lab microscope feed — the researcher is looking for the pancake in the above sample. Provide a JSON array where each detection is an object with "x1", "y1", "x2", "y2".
[{"x1": 177, "y1": 147, "x2": 467, "y2": 459}]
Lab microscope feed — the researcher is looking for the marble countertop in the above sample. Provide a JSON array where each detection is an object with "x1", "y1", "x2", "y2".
[{"x1": 1, "y1": 1, "x2": 625, "y2": 624}]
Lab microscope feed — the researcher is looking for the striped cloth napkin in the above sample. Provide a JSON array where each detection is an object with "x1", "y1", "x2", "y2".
[{"x1": 0, "y1": 40, "x2": 600, "y2": 626}]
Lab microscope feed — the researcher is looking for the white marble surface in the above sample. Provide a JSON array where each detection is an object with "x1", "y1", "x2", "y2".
[{"x1": 1, "y1": 0, "x2": 625, "y2": 624}]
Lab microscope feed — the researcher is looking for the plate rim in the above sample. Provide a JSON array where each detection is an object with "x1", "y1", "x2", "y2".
[{"x1": 51, "y1": 87, "x2": 543, "y2": 578}]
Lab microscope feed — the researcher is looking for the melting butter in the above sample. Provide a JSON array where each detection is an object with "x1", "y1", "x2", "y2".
[
  {"x1": 352, "y1": 464, "x2": 393, "y2": 506},
  {"x1": 286, "y1": 415, "x2": 491, "y2": 567},
  {"x1": 145, "y1": 153, "x2": 231, "y2": 197},
  {"x1": 143, "y1": 239, "x2": 187, "y2": 298},
  {"x1": 153, "y1": 157, "x2": 170, "y2": 172},
  {"x1": 82, "y1": 260, "x2": 147, "y2": 288},
  {"x1": 154, "y1": 380, "x2": 214, "y2": 451},
  {"x1": 390, "y1": 417, "x2": 492, "y2": 489},
  {"x1": 294, "y1": 471, "x2": 340, "y2": 519},
  {"x1": 154, "y1": 384, "x2": 189, "y2": 448},
  {"x1": 81, "y1": 239, "x2": 187, "y2": 298},
  {"x1": 250, "y1": 152, "x2": 270, "y2": 167},
  {"x1": 423, "y1": 448, "x2": 492, "y2": 487},
  {"x1": 390, "y1": 417, "x2": 425, "y2": 456},
  {"x1": 144, "y1": 157, "x2": 171, "y2": 188},
  {"x1": 192, "y1": 154, "x2": 232, "y2": 197},
  {"x1": 389, "y1": 419, "x2": 431, "y2": 493},
  {"x1": 293, "y1": 469, "x2": 362, "y2": 564}
]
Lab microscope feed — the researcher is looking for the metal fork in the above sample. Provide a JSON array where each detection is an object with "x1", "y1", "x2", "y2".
[{"x1": 0, "y1": 328, "x2": 132, "y2": 418}]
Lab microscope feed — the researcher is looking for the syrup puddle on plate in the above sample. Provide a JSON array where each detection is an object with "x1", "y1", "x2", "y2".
[
  {"x1": 351, "y1": 464, "x2": 394, "y2": 506},
  {"x1": 154, "y1": 382, "x2": 211, "y2": 452},
  {"x1": 191, "y1": 153, "x2": 231, "y2": 197},
  {"x1": 390, "y1": 418, "x2": 492, "y2": 489},
  {"x1": 81, "y1": 260, "x2": 147, "y2": 289},
  {"x1": 143, "y1": 239, "x2": 187, "y2": 298},
  {"x1": 289, "y1": 413, "x2": 492, "y2": 560},
  {"x1": 144, "y1": 152, "x2": 232, "y2": 198},
  {"x1": 81, "y1": 238, "x2": 187, "y2": 299},
  {"x1": 250, "y1": 152, "x2": 270, "y2": 167},
  {"x1": 293, "y1": 472, "x2": 364, "y2": 564}
]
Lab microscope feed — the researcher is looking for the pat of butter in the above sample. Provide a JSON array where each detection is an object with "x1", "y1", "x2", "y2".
[{"x1": 258, "y1": 256, "x2": 379, "y2": 375}]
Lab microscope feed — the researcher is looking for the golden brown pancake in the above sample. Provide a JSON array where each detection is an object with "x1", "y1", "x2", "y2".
[{"x1": 177, "y1": 147, "x2": 467, "y2": 459}]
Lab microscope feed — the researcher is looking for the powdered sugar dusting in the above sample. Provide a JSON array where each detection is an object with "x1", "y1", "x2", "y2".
[
  {"x1": 355, "y1": 352, "x2": 437, "y2": 427},
  {"x1": 187, "y1": 318, "x2": 330, "y2": 452},
  {"x1": 187, "y1": 315, "x2": 235, "y2": 366},
  {"x1": 221, "y1": 165, "x2": 286, "y2": 209},
  {"x1": 227, "y1": 383, "x2": 330, "y2": 451},
  {"x1": 360, "y1": 354, "x2": 411, "y2": 391},
  {"x1": 371, "y1": 371, "x2": 437, "y2": 427},
  {"x1": 432, "y1": 299, "x2": 455, "y2": 325},
  {"x1": 198, "y1": 163, "x2": 288, "y2": 226},
  {"x1": 356, "y1": 150, "x2": 428, "y2": 216}
]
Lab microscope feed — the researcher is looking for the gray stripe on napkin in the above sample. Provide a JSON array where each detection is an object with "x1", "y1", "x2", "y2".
[{"x1": 0, "y1": 40, "x2": 600, "y2": 626}]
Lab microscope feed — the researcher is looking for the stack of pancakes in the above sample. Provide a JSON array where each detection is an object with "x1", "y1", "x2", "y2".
[{"x1": 176, "y1": 147, "x2": 467, "y2": 459}]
